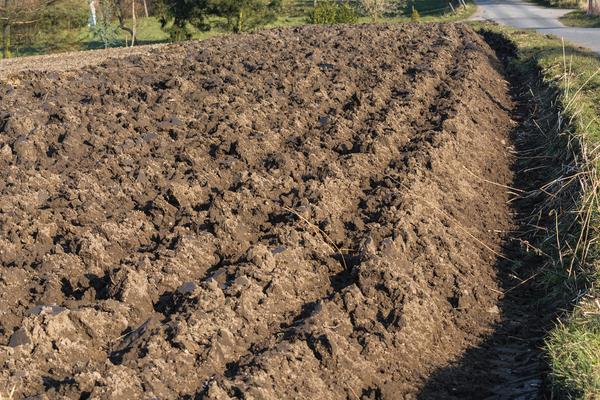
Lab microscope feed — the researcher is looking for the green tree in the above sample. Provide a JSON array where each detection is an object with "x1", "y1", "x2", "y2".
[
  {"x1": 0, "y1": 0, "x2": 59, "y2": 58},
  {"x1": 88, "y1": 1, "x2": 146, "y2": 48},
  {"x1": 157, "y1": 0, "x2": 281, "y2": 39},
  {"x1": 389, "y1": 0, "x2": 408, "y2": 16},
  {"x1": 156, "y1": 0, "x2": 211, "y2": 40},
  {"x1": 359, "y1": 0, "x2": 391, "y2": 21},
  {"x1": 309, "y1": 0, "x2": 358, "y2": 24},
  {"x1": 208, "y1": 0, "x2": 281, "y2": 33},
  {"x1": 38, "y1": 0, "x2": 88, "y2": 52},
  {"x1": 410, "y1": 5, "x2": 420, "y2": 20}
]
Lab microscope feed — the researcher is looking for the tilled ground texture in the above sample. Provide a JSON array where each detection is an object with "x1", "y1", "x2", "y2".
[{"x1": 0, "y1": 24, "x2": 516, "y2": 399}]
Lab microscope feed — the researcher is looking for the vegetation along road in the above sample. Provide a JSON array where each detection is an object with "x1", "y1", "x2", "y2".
[{"x1": 473, "y1": 0, "x2": 600, "y2": 53}]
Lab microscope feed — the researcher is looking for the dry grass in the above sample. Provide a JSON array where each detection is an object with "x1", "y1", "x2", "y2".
[{"x1": 473, "y1": 23, "x2": 600, "y2": 399}]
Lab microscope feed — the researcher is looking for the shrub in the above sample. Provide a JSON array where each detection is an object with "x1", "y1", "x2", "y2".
[
  {"x1": 389, "y1": 0, "x2": 408, "y2": 16},
  {"x1": 309, "y1": 1, "x2": 359, "y2": 24},
  {"x1": 209, "y1": 0, "x2": 281, "y2": 33},
  {"x1": 536, "y1": 0, "x2": 579, "y2": 7},
  {"x1": 90, "y1": 0, "x2": 121, "y2": 48},
  {"x1": 360, "y1": 0, "x2": 391, "y2": 21},
  {"x1": 411, "y1": 5, "x2": 420, "y2": 21}
]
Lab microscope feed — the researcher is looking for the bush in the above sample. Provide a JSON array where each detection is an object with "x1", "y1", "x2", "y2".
[
  {"x1": 156, "y1": 0, "x2": 211, "y2": 40},
  {"x1": 410, "y1": 5, "x2": 420, "y2": 21},
  {"x1": 309, "y1": 1, "x2": 359, "y2": 24},
  {"x1": 90, "y1": 0, "x2": 122, "y2": 48},
  {"x1": 360, "y1": 0, "x2": 391, "y2": 21},
  {"x1": 209, "y1": 0, "x2": 281, "y2": 33},
  {"x1": 388, "y1": 0, "x2": 408, "y2": 16}
]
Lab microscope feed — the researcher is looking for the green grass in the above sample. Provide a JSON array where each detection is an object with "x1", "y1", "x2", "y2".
[
  {"x1": 116, "y1": 4, "x2": 476, "y2": 38},
  {"x1": 471, "y1": 22, "x2": 600, "y2": 399},
  {"x1": 378, "y1": 3, "x2": 476, "y2": 23},
  {"x1": 547, "y1": 306, "x2": 600, "y2": 398},
  {"x1": 487, "y1": 27, "x2": 600, "y2": 141},
  {"x1": 560, "y1": 10, "x2": 600, "y2": 28},
  {"x1": 403, "y1": 0, "x2": 464, "y2": 15}
]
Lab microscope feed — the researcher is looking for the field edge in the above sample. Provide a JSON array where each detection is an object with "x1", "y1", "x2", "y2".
[{"x1": 473, "y1": 22, "x2": 600, "y2": 399}]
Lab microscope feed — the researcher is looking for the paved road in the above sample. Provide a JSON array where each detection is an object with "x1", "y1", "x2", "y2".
[{"x1": 472, "y1": 0, "x2": 600, "y2": 54}]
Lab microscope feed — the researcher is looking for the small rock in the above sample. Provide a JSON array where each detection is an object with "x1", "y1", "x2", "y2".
[
  {"x1": 359, "y1": 236, "x2": 377, "y2": 259},
  {"x1": 28, "y1": 304, "x2": 67, "y2": 316},
  {"x1": 176, "y1": 281, "x2": 198, "y2": 296},
  {"x1": 317, "y1": 62, "x2": 334, "y2": 71},
  {"x1": 271, "y1": 245, "x2": 286, "y2": 255},
  {"x1": 337, "y1": 141, "x2": 353, "y2": 154},
  {"x1": 107, "y1": 268, "x2": 153, "y2": 316},
  {"x1": 206, "y1": 381, "x2": 232, "y2": 400},
  {"x1": 140, "y1": 132, "x2": 157, "y2": 142},
  {"x1": 169, "y1": 116, "x2": 183, "y2": 126},
  {"x1": 209, "y1": 269, "x2": 228, "y2": 289},
  {"x1": 9, "y1": 327, "x2": 30, "y2": 347}
]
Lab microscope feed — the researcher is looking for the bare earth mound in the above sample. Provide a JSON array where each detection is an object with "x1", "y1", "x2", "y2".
[{"x1": 0, "y1": 24, "x2": 515, "y2": 399}]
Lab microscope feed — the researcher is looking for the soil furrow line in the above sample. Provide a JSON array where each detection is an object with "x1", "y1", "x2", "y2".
[
  {"x1": 198, "y1": 27, "x2": 516, "y2": 399},
  {"x1": 110, "y1": 26, "x2": 470, "y2": 395}
]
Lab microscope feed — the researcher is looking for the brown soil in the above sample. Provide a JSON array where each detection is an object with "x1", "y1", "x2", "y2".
[
  {"x1": 0, "y1": 23, "x2": 519, "y2": 399},
  {"x1": 0, "y1": 43, "x2": 168, "y2": 75}
]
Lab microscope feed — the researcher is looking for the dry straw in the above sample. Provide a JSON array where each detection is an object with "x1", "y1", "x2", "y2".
[{"x1": 520, "y1": 39, "x2": 600, "y2": 292}]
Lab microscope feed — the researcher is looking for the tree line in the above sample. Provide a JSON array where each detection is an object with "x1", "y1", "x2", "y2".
[
  {"x1": 158, "y1": 0, "x2": 409, "y2": 38},
  {"x1": 0, "y1": 0, "x2": 412, "y2": 59}
]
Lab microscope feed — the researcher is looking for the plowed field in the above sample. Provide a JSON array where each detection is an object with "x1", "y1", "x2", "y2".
[{"x1": 0, "y1": 23, "x2": 519, "y2": 399}]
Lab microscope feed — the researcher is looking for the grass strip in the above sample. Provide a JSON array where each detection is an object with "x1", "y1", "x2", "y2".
[
  {"x1": 559, "y1": 10, "x2": 600, "y2": 29},
  {"x1": 472, "y1": 22, "x2": 600, "y2": 399}
]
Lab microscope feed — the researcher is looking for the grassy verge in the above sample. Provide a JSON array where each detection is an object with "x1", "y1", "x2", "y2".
[
  {"x1": 471, "y1": 22, "x2": 600, "y2": 399},
  {"x1": 530, "y1": 0, "x2": 579, "y2": 9},
  {"x1": 559, "y1": 10, "x2": 600, "y2": 28}
]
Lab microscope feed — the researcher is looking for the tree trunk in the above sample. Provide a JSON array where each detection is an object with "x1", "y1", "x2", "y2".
[
  {"x1": 88, "y1": 0, "x2": 97, "y2": 25},
  {"x1": 142, "y1": 0, "x2": 148, "y2": 18},
  {"x1": 2, "y1": 20, "x2": 10, "y2": 59},
  {"x1": 116, "y1": 4, "x2": 134, "y2": 46},
  {"x1": 131, "y1": 0, "x2": 136, "y2": 47}
]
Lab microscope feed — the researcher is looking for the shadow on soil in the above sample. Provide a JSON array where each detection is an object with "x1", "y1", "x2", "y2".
[{"x1": 417, "y1": 31, "x2": 579, "y2": 400}]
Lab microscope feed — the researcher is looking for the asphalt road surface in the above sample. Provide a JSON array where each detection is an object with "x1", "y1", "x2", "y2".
[{"x1": 473, "y1": 0, "x2": 600, "y2": 54}]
